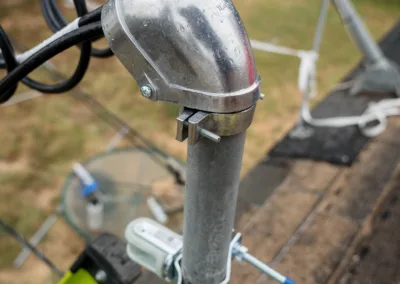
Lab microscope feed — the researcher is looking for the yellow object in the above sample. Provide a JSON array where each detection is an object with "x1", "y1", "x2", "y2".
[{"x1": 58, "y1": 269, "x2": 97, "y2": 284}]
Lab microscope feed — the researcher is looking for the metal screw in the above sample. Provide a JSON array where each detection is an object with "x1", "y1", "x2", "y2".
[
  {"x1": 140, "y1": 85, "x2": 153, "y2": 99},
  {"x1": 95, "y1": 270, "x2": 107, "y2": 282},
  {"x1": 199, "y1": 128, "x2": 221, "y2": 143},
  {"x1": 183, "y1": 121, "x2": 221, "y2": 143}
]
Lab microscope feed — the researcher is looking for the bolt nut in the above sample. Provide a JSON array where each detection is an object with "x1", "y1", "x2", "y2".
[
  {"x1": 140, "y1": 85, "x2": 153, "y2": 99},
  {"x1": 95, "y1": 270, "x2": 107, "y2": 282}
]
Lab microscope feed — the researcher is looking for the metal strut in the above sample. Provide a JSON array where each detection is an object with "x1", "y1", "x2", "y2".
[
  {"x1": 102, "y1": 0, "x2": 262, "y2": 282},
  {"x1": 176, "y1": 107, "x2": 257, "y2": 283},
  {"x1": 333, "y1": 0, "x2": 400, "y2": 96}
]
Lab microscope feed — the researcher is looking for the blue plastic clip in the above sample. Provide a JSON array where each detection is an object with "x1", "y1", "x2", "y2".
[
  {"x1": 284, "y1": 277, "x2": 295, "y2": 284},
  {"x1": 81, "y1": 181, "x2": 98, "y2": 198}
]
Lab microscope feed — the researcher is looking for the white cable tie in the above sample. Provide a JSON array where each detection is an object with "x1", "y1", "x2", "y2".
[
  {"x1": 16, "y1": 18, "x2": 80, "y2": 63},
  {"x1": 301, "y1": 88, "x2": 400, "y2": 136},
  {"x1": 296, "y1": 54, "x2": 400, "y2": 138},
  {"x1": 174, "y1": 254, "x2": 183, "y2": 284},
  {"x1": 298, "y1": 52, "x2": 318, "y2": 95}
]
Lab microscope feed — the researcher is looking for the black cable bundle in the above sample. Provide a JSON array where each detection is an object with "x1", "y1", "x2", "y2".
[
  {"x1": 41, "y1": 0, "x2": 112, "y2": 58},
  {"x1": 0, "y1": 22, "x2": 104, "y2": 102},
  {"x1": 0, "y1": 28, "x2": 19, "y2": 100},
  {"x1": 0, "y1": 0, "x2": 109, "y2": 103}
]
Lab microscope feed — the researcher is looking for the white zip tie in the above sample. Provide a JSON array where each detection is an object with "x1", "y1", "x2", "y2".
[
  {"x1": 298, "y1": 52, "x2": 318, "y2": 97},
  {"x1": 174, "y1": 254, "x2": 183, "y2": 284},
  {"x1": 299, "y1": 63, "x2": 400, "y2": 137},
  {"x1": 16, "y1": 18, "x2": 80, "y2": 63}
]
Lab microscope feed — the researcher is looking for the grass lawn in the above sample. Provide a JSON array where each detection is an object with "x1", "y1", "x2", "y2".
[{"x1": 0, "y1": 0, "x2": 399, "y2": 283}]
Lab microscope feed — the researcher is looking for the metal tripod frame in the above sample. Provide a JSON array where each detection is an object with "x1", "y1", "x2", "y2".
[{"x1": 291, "y1": 0, "x2": 400, "y2": 139}]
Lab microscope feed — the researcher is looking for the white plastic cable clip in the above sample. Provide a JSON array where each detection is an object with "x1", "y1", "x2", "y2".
[
  {"x1": 125, "y1": 218, "x2": 183, "y2": 280},
  {"x1": 125, "y1": 218, "x2": 242, "y2": 284}
]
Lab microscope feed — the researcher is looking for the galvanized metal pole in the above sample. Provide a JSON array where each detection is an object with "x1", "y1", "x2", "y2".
[
  {"x1": 290, "y1": 0, "x2": 330, "y2": 139},
  {"x1": 313, "y1": 0, "x2": 330, "y2": 53},
  {"x1": 102, "y1": 1, "x2": 260, "y2": 282},
  {"x1": 333, "y1": 0, "x2": 400, "y2": 96},
  {"x1": 333, "y1": 0, "x2": 384, "y2": 64},
  {"x1": 182, "y1": 133, "x2": 246, "y2": 284}
]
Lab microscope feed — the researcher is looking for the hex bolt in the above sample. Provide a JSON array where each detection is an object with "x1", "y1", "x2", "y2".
[
  {"x1": 140, "y1": 85, "x2": 153, "y2": 99},
  {"x1": 341, "y1": 155, "x2": 350, "y2": 163},
  {"x1": 95, "y1": 270, "x2": 107, "y2": 282}
]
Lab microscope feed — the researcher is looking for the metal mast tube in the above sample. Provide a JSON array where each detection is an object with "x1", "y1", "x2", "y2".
[
  {"x1": 182, "y1": 132, "x2": 246, "y2": 284},
  {"x1": 313, "y1": 0, "x2": 330, "y2": 52},
  {"x1": 295, "y1": 0, "x2": 330, "y2": 135},
  {"x1": 333, "y1": 0, "x2": 384, "y2": 64}
]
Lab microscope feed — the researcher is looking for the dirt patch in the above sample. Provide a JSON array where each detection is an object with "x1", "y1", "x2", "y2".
[
  {"x1": 34, "y1": 189, "x2": 60, "y2": 213},
  {"x1": 0, "y1": 220, "x2": 84, "y2": 284},
  {"x1": 0, "y1": 264, "x2": 51, "y2": 284},
  {"x1": 265, "y1": 214, "x2": 359, "y2": 284}
]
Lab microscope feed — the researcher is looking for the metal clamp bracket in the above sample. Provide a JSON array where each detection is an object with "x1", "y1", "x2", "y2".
[
  {"x1": 173, "y1": 233, "x2": 242, "y2": 284},
  {"x1": 176, "y1": 105, "x2": 256, "y2": 145},
  {"x1": 172, "y1": 232, "x2": 295, "y2": 284}
]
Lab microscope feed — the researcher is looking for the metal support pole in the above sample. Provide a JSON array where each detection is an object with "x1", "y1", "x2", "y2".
[
  {"x1": 333, "y1": 0, "x2": 384, "y2": 65},
  {"x1": 182, "y1": 133, "x2": 246, "y2": 284},
  {"x1": 313, "y1": 0, "x2": 331, "y2": 53},
  {"x1": 333, "y1": 0, "x2": 400, "y2": 96},
  {"x1": 290, "y1": 0, "x2": 330, "y2": 139},
  {"x1": 103, "y1": 1, "x2": 260, "y2": 282}
]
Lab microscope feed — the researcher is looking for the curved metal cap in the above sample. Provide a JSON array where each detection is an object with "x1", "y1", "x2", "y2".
[{"x1": 102, "y1": 0, "x2": 260, "y2": 113}]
